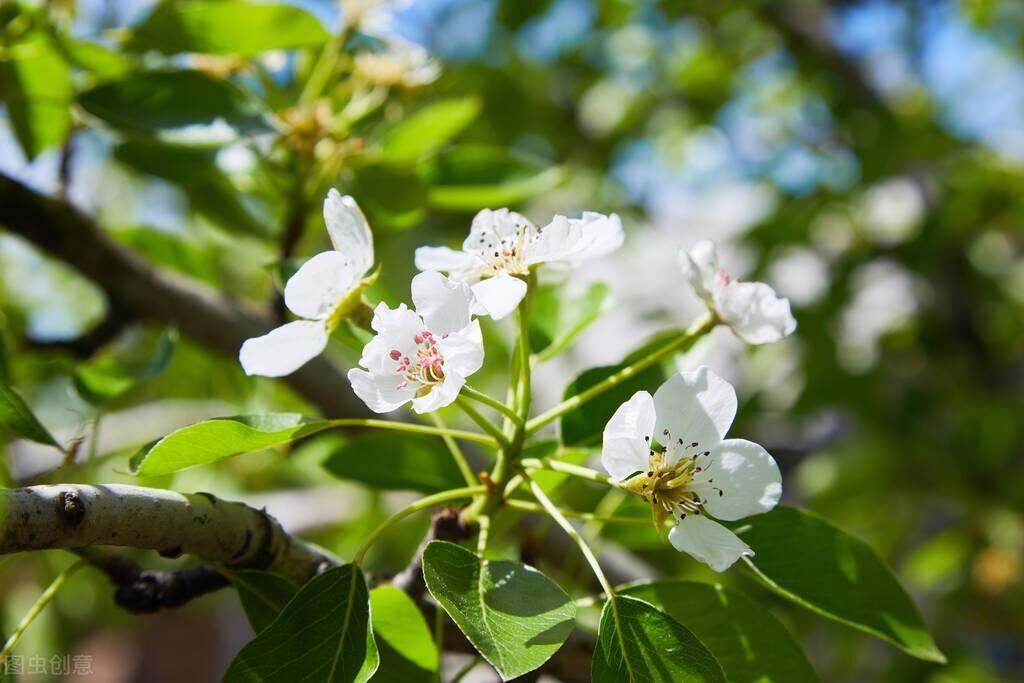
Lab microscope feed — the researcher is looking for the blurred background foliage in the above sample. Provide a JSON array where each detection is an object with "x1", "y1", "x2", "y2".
[{"x1": 1, "y1": 0, "x2": 1022, "y2": 681}]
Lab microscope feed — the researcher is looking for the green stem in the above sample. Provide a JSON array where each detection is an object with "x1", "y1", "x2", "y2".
[
  {"x1": 326, "y1": 418, "x2": 497, "y2": 447},
  {"x1": 525, "y1": 313, "x2": 716, "y2": 434},
  {"x1": 299, "y1": 29, "x2": 349, "y2": 104},
  {"x1": 430, "y1": 413, "x2": 477, "y2": 486},
  {"x1": 352, "y1": 487, "x2": 485, "y2": 565},
  {"x1": 455, "y1": 397, "x2": 510, "y2": 450},
  {"x1": 505, "y1": 499, "x2": 651, "y2": 525},
  {"x1": 515, "y1": 289, "x2": 533, "y2": 421},
  {"x1": 525, "y1": 474, "x2": 615, "y2": 598},
  {"x1": 0, "y1": 561, "x2": 84, "y2": 664},
  {"x1": 461, "y1": 385, "x2": 522, "y2": 426},
  {"x1": 520, "y1": 458, "x2": 619, "y2": 487},
  {"x1": 476, "y1": 515, "x2": 491, "y2": 556}
]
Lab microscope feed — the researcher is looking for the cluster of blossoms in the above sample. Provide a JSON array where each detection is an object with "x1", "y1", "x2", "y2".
[{"x1": 240, "y1": 189, "x2": 797, "y2": 571}]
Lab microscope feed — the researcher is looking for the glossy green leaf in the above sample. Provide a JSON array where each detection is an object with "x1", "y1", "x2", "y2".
[
  {"x1": 351, "y1": 165, "x2": 429, "y2": 230},
  {"x1": 225, "y1": 564, "x2": 378, "y2": 683},
  {"x1": 422, "y1": 541, "x2": 575, "y2": 681},
  {"x1": 592, "y1": 595, "x2": 725, "y2": 683},
  {"x1": 79, "y1": 70, "x2": 270, "y2": 137},
  {"x1": 128, "y1": 1, "x2": 329, "y2": 56},
  {"x1": 73, "y1": 329, "x2": 176, "y2": 405},
  {"x1": 622, "y1": 581, "x2": 820, "y2": 682},
  {"x1": 231, "y1": 570, "x2": 299, "y2": 634},
  {"x1": 740, "y1": 506, "x2": 946, "y2": 663},
  {"x1": 0, "y1": 32, "x2": 73, "y2": 159},
  {"x1": 369, "y1": 585, "x2": 439, "y2": 682},
  {"x1": 530, "y1": 282, "x2": 611, "y2": 361},
  {"x1": 422, "y1": 146, "x2": 564, "y2": 210},
  {"x1": 0, "y1": 384, "x2": 63, "y2": 450},
  {"x1": 114, "y1": 142, "x2": 270, "y2": 237},
  {"x1": 381, "y1": 98, "x2": 481, "y2": 165},
  {"x1": 323, "y1": 433, "x2": 466, "y2": 493},
  {"x1": 60, "y1": 37, "x2": 130, "y2": 77},
  {"x1": 130, "y1": 413, "x2": 330, "y2": 476}
]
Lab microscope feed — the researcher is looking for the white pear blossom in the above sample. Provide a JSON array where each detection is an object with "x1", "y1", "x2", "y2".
[
  {"x1": 680, "y1": 240, "x2": 796, "y2": 345},
  {"x1": 415, "y1": 208, "x2": 624, "y2": 320},
  {"x1": 348, "y1": 271, "x2": 483, "y2": 414},
  {"x1": 601, "y1": 367, "x2": 782, "y2": 571},
  {"x1": 353, "y1": 37, "x2": 440, "y2": 88},
  {"x1": 239, "y1": 190, "x2": 374, "y2": 377}
]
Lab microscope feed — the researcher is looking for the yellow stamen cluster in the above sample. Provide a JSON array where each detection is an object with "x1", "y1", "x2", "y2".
[{"x1": 623, "y1": 449, "x2": 701, "y2": 529}]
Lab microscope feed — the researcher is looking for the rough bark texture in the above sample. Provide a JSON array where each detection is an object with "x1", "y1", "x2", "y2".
[
  {"x1": 0, "y1": 172, "x2": 367, "y2": 418},
  {"x1": 0, "y1": 484, "x2": 337, "y2": 585}
]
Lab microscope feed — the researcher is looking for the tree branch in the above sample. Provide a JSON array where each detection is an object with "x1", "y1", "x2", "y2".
[
  {"x1": 0, "y1": 173, "x2": 368, "y2": 418},
  {"x1": 0, "y1": 484, "x2": 338, "y2": 585}
]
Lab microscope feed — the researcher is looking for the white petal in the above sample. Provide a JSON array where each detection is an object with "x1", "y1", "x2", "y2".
[
  {"x1": 437, "y1": 320, "x2": 484, "y2": 378},
  {"x1": 413, "y1": 246, "x2": 481, "y2": 279},
  {"x1": 679, "y1": 241, "x2": 722, "y2": 303},
  {"x1": 347, "y1": 368, "x2": 415, "y2": 413},
  {"x1": 668, "y1": 514, "x2": 753, "y2": 572},
  {"x1": 567, "y1": 212, "x2": 624, "y2": 263},
  {"x1": 324, "y1": 189, "x2": 374, "y2": 277},
  {"x1": 369, "y1": 302, "x2": 423, "y2": 337},
  {"x1": 411, "y1": 370, "x2": 465, "y2": 414},
  {"x1": 463, "y1": 208, "x2": 535, "y2": 257},
  {"x1": 470, "y1": 273, "x2": 527, "y2": 320},
  {"x1": 692, "y1": 439, "x2": 782, "y2": 521},
  {"x1": 526, "y1": 214, "x2": 581, "y2": 265},
  {"x1": 284, "y1": 251, "x2": 359, "y2": 320},
  {"x1": 601, "y1": 391, "x2": 656, "y2": 480},
  {"x1": 239, "y1": 321, "x2": 327, "y2": 377},
  {"x1": 411, "y1": 271, "x2": 476, "y2": 332},
  {"x1": 716, "y1": 281, "x2": 797, "y2": 345},
  {"x1": 652, "y1": 367, "x2": 736, "y2": 464}
]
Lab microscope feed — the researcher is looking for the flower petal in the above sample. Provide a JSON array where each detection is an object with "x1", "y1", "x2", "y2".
[
  {"x1": 566, "y1": 212, "x2": 625, "y2": 263},
  {"x1": 463, "y1": 208, "x2": 535, "y2": 257},
  {"x1": 239, "y1": 321, "x2": 327, "y2": 377},
  {"x1": 413, "y1": 246, "x2": 482, "y2": 279},
  {"x1": 601, "y1": 391, "x2": 656, "y2": 480},
  {"x1": 437, "y1": 320, "x2": 484, "y2": 379},
  {"x1": 716, "y1": 281, "x2": 797, "y2": 345},
  {"x1": 348, "y1": 368, "x2": 416, "y2": 413},
  {"x1": 324, "y1": 189, "x2": 374, "y2": 278},
  {"x1": 411, "y1": 370, "x2": 465, "y2": 414},
  {"x1": 652, "y1": 367, "x2": 736, "y2": 463},
  {"x1": 668, "y1": 514, "x2": 753, "y2": 572},
  {"x1": 692, "y1": 439, "x2": 782, "y2": 521},
  {"x1": 411, "y1": 271, "x2": 476, "y2": 333},
  {"x1": 284, "y1": 251, "x2": 359, "y2": 320},
  {"x1": 678, "y1": 241, "x2": 721, "y2": 303},
  {"x1": 469, "y1": 272, "x2": 527, "y2": 320}
]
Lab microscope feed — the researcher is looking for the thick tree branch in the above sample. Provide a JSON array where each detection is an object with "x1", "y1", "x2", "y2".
[
  {"x1": 0, "y1": 173, "x2": 368, "y2": 418},
  {"x1": 0, "y1": 484, "x2": 338, "y2": 585}
]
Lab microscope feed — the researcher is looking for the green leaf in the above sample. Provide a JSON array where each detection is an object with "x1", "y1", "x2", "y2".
[
  {"x1": 369, "y1": 586, "x2": 439, "y2": 682},
  {"x1": 0, "y1": 384, "x2": 63, "y2": 450},
  {"x1": 130, "y1": 414, "x2": 330, "y2": 476},
  {"x1": 622, "y1": 581, "x2": 820, "y2": 683},
  {"x1": 351, "y1": 165, "x2": 429, "y2": 230},
  {"x1": 73, "y1": 329, "x2": 176, "y2": 405},
  {"x1": 110, "y1": 226, "x2": 220, "y2": 282},
  {"x1": 422, "y1": 146, "x2": 564, "y2": 210},
  {"x1": 380, "y1": 98, "x2": 481, "y2": 165},
  {"x1": 592, "y1": 595, "x2": 726, "y2": 683},
  {"x1": 422, "y1": 541, "x2": 576, "y2": 681},
  {"x1": 225, "y1": 564, "x2": 379, "y2": 683},
  {"x1": 530, "y1": 282, "x2": 611, "y2": 361},
  {"x1": 739, "y1": 506, "x2": 946, "y2": 663},
  {"x1": 78, "y1": 69, "x2": 270, "y2": 138},
  {"x1": 114, "y1": 142, "x2": 270, "y2": 237},
  {"x1": 323, "y1": 434, "x2": 466, "y2": 493},
  {"x1": 0, "y1": 32, "x2": 73, "y2": 158},
  {"x1": 59, "y1": 36, "x2": 131, "y2": 77},
  {"x1": 128, "y1": 1, "x2": 330, "y2": 56},
  {"x1": 231, "y1": 570, "x2": 299, "y2": 634}
]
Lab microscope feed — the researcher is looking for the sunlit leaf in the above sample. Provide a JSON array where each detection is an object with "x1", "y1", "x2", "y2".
[
  {"x1": 622, "y1": 581, "x2": 820, "y2": 682},
  {"x1": 422, "y1": 541, "x2": 575, "y2": 681},
  {"x1": 530, "y1": 282, "x2": 611, "y2": 361},
  {"x1": 370, "y1": 585, "x2": 439, "y2": 682},
  {"x1": 73, "y1": 329, "x2": 176, "y2": 405},
  {"x1": 380, "y1": 98, "x2": 481, "y2": 165},
  {"x1": 225, "y1": 564, "x2": 378, "y2": 682},
  {"x1": 0, "y1": 31, "x2": 73, "y2": 158},
  {"x1": 130, "y1": 414, "x2": 330, "y2": 476},
  {"x1": 323, "y1": 433, "x2": 466, "y2": 493},
  {"x1": 128, "y1": 0, "x2": 330, "y2": 56},
  {"x1": 422, "y1": 146, "x2": 564, "y2": 210},
  {"x1": 592, "y1": 595, "x2": 725, "y2": 683},
  {"x1": 739, "y1": 506, "x2": 946, "y2": 663},
  {"x1": 0, "y1": 384, "x2": 63, "y2": 450}
]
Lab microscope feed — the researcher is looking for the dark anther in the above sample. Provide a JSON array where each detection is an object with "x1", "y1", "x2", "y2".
[
  {"x1": 691, "y1": 442, "x2": 698, "y2": 447},
  {"x1": 57, "y1": 490, "x2": 86, "y2": 527},
  {"x1": 677, "y1": 438, "x2": 684, "y2": 444},
  {"x1": 663, "y1": 429, "x2": 669, "y2": 435},
  {"x1": 646, "y1": 471, "x2": 653, "y2": 477},
  {"x1": 644, "y1": 436, "x2": 650, "y2": 442}
]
